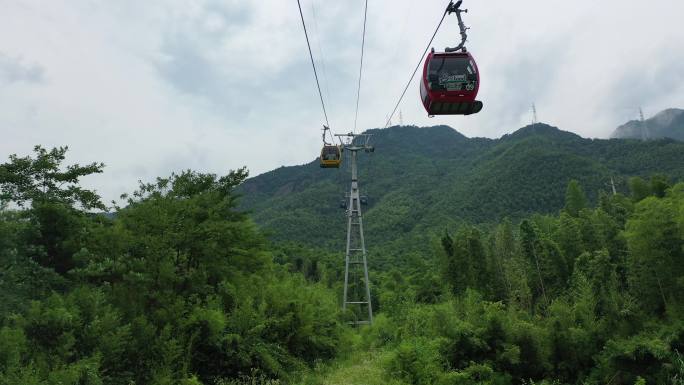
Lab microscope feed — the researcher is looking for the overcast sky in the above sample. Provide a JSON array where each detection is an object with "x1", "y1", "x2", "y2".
[{"x1": 1, "y1": 0, "x2": 683, "y2": 204}]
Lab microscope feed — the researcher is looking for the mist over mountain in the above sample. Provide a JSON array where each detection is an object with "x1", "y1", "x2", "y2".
[
  {"x1": 239, "y1": 122, "x2": 684, "y2": 253},
  {"x1": 611, "y1": 108, "x2": 684, "y2": 141}
]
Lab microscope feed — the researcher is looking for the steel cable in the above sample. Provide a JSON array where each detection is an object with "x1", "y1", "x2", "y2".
[
  {"x1": 353, "y1": 0, "x2": 369, "y2": 134},
  {"x1": 383, "y1": 3, "x2": 451, "y2": 128},
  {"x1": 296, "y1": 0, "x2": 330, "y2": 128}
]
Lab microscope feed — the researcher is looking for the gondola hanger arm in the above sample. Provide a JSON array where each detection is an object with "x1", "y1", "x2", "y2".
[
  {"x1": 322, "y1": 125, "x2": 332, "y2": 145},
  {"x1": 445, "y1": 0, "x2": 469, "y2": 53}
]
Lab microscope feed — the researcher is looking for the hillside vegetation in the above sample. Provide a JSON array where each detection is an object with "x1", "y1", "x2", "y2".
[
  {"x1": 239, "y1": 123, "x2": 684, "y2": 254},
  {"x1": 290, "y1": 177, "x2": 684, "y2": 385},
  {"x1": 1, "y1": 142, "x2": 683, "y2": 384}
]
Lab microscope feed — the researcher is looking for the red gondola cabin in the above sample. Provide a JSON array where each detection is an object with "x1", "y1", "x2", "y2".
[{"x1": 420, "y1": 50, "x2": 483, "y2": 116}]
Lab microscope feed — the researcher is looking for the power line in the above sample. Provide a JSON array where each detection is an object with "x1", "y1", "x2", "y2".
[
  {"x1": 296, "y1": 0, "x2": 330, "y2": 128},
  {"x1": 383, "y1": 2, "x2": 451, "y2": 128},
  {"x1": 353, "y1": 0, "x2": 369, "y2": 134},
  {"x1": 311, "y1": 0, "x2": 332, "y2": 107}
]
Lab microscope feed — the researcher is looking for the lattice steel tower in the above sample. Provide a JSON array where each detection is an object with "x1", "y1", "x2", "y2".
[
  {"x1": 335, "y1": 132, "x2": 374, "y2": 325},
  {"x1": 639, "y1": 107, "x2": 649, "y2": 141}
]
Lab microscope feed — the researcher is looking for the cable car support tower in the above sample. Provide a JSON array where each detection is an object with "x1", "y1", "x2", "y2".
[{"x1": 336, "y1": 132, "x2": 374, "y2": 325}]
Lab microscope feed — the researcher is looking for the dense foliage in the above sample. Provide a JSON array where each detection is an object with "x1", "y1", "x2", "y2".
[
  {"x1": 336, "y1": 179, "x2": 684, "y2": 385},
  {"x1": 249, "y1": 170, "x2": 684, "y2": 384},
  {"x1": 2, "y1": 137, "x2": 684, "y2": 384},
  {"x1": 0, "y1": 147, "x2": 346, "y2": 384}
]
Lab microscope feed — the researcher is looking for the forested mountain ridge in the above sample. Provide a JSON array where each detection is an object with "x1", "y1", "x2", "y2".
[
  {"x1": 611, "y1": 108, "x2": 684, "y2": 141},
  {"x1": 238, "y1": 122, "x2": 684, "y2": 250}
]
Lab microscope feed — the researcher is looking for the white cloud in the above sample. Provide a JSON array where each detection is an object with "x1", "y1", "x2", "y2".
[{"x1": 1, "y1": 0, "x2": 683, "y2": 203}]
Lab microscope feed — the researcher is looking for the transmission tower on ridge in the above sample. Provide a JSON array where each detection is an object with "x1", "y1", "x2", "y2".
[
  {"x1": 639, "y1": 107, "x2": 649, "y2": 141},
  {"x1": 335, "y1": 132, "x2": 374, "y2": 325},
  {"x1": 532, "y1": 103, "x2": 538, "y2": 124}
]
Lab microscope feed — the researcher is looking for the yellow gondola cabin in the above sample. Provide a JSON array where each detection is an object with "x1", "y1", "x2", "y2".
[{"x1": 320, "y1": 145, "x2": 342, "y2": 168}]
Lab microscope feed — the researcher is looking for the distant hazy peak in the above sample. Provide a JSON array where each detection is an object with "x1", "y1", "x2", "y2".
[
  {"x1": 611, "y1": 108, "x2": 684, "y2": 141},
  {"x1": 652, "y1": 108, "x2": 684, "y2": 126}
]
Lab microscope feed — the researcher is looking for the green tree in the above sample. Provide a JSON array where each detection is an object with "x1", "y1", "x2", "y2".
[
  {"x1": 519, "y1": 220, "x2": 548, "y2": 306},
  {"x1": 629, "y1": 176, "x2": 652, "y2": 202},
  {"x1": 0, "y1": 146, "x2": 105, "y2": 274},
  {"x1": 564, "y1": 179, "x2": 588, "y2": 217},
  {"x1": 505, "y1": 255, "x2": 533, "y2": 311},
  {"x1": 573, "y1": 250, "x2": 621, "y2": 319},
  {"x1": 80, "y1": 169, "x2": 267, "y2": 315},
  {"x1": 650, "y1": 174, "x2": 671, "y2": 198},
  {"x1": 598, "y1": 190, "x2": 633, "y2": 228},
  {"x1": 554, "y1": 212, "x2": 583, "y2": 269},
  {"x1": 0, "y1": 145, "x2": 104, "y2": 209},
  {"x1": 625, "y1": 196, "x2": 684, "y2": 314},
  {"x1": 73, "y1": 169, "x2": 344, "y2": 383},
  {"x1": 441, "y1": 226, "x2": 492, "y2": 297},
  {"x1": 441, "y1": 230, "x2": 471, "y2": 296},
  {"x1": 520, "y1": 220, "x2": 570, "y2": 306},
  {"x1": 494, "y1": 218, "x2": 516, "y2": 261},
  {"x1": 492, "y1": 218, "x2": 516, "y2": 299},
  {"x1": 577, "y1": 208, "x2": 602, "y2": 253},
  {"x1": 463, "y1": 227, "x2": 491, "y2": 295}
]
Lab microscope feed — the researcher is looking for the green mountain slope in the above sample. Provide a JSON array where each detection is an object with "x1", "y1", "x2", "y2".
[{"x1": 239, "y1": 123, "x2": 684, "y2": 252}]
